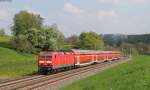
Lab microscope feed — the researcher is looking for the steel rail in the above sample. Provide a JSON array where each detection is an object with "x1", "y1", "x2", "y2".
[{"x1": 0, "y1": 58, "x2": 127, "y2": 90}]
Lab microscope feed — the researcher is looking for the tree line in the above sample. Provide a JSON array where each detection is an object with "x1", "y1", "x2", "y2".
[
  {"x1": 1, "y1": 10, "x2": 149, "y2": 55},
  {"x1": 10, "y1": 11, "x2": 104, "y2": 53},
  {"x1": 103, "y1": 34, "x2": 150, "y2": 55}
]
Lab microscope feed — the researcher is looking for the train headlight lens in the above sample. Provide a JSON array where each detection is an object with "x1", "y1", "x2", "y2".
[
  {"x1": 47, "y1": 61, "x2": 52, "y2": 64},
  {"x1": 39, "y1": 61, "x2": 44, "y2": 63}
]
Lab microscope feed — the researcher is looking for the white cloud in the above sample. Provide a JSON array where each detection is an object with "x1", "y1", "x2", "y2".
[
  {"x1": 98, "y1": 10, "x2": 118, "y2": 19},
  {"x1": 64, "y1": 2, "x2": 83, "y2": 15}
]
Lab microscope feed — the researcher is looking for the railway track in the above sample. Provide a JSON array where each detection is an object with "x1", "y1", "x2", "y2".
[
  {"x1": 0, "y1": 58, "x2": 128, "y2": 90},
  {"x1": 0, "y1": 75, "x2": 44, "y2": 90}
]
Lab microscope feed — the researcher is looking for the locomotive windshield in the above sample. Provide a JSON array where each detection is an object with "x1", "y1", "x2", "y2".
[{"x1": 40, "y1": 54, "x2": 52, "y2": 58}]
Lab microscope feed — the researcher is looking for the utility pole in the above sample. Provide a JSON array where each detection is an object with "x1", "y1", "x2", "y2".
[{"x1": 129, "y1": 48, "x2": 132, "y2": 58}]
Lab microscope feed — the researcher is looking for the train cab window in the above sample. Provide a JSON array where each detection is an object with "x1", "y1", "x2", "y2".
[
  {"x1": 46, "y1": 55, "x2": 52, "y2": 58},
  {"x1": 40, "y1": 55, "x2": 52, "y2": 58},
  {"x1": 40, "y1": 55, "x2": 45, "y2": 58},
  {"x1": 58, "y1": 52, "x2": 64, "y2": 54}
]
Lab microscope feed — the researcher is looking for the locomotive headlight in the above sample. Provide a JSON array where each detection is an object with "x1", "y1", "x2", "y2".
[
  {"x1": 46, "y1": 61, "x2": 52, "y2": 64},
  {"x1": 39, "y1": 61, "x2": 44, "y2": 63}
]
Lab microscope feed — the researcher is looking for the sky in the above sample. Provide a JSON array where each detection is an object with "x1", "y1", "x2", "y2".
[{"x1": 0, "y1": 0, "x2": 150, "y2": 36}]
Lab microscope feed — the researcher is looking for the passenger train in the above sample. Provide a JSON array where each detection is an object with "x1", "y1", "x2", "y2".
[{"x1": 38, "y1": 49, "x2": 122, "y2": 74}]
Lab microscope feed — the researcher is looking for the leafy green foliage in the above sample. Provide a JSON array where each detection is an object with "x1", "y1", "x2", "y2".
[
  {"x1": 0, "y1": 28, "x2": 5, "y2": 36},
  {"x1": 65, "y1": 35, "x2": 80, "y2": 49},
  {"x1": 12, "y1": 35, "x2": 35, "y2": 53},
  {"x1": 134, "y1": 43, "x2": 150, "y2": 55},
  {"x1": 12, "y1": 11, "x2": 43, "y2": 36},
  {"x1": 124, "y1": 34, "x2": 150, "y2": 55},
  {"x1": 79, "y1": 32, "x2": 104, "y2": 50},
  {"x1": 126, "y1": 34, "x2": 150, "y2": 44},
  {"x1": 61, "y1": 55, "x2": 150, "y2": 90},
  {"x1": 12, "y1": 11, "x2": 43, "y2": 53},
  {"x1": 12, "y1": 11, "x2": 64, "y2": 53},
  {"x1": 0, "y1": 47, "x2": 36, "y2": 80},
  {"x1": 40, "y1": 26, "x2": 64, "y2": 51},
  {"x1": 103, "y1": 34, "x2": 150, "y2": 55},
  {"x1": 103, "y1": 34, "x2": 124, "y2": 47}
]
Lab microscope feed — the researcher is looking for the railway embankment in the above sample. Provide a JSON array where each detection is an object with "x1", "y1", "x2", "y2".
[
  {"x1": 61, "y1": 55, "x2": 150, "y2": 90},
  {"x1": 0, "y1": 57, "x2": 129, "y2": 90},
  {"x1": 0, "y1": 47, "x2": 37, "y2": 81}
]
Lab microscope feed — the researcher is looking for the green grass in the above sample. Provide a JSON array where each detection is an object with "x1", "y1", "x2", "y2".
[
  {"x1": 0, "y1": 47, "x2": 37, "y2": 80},
  {"x1": 61, "y1": 55, "x2": 150, "y2": 90},
  {"x1": 0, "y1": 35, "x2": 12, "y2": 48}
]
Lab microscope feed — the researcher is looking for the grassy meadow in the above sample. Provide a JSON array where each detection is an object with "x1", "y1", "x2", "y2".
[
  {"x1": 0, "y1": 47, "x2": 37, "y2": 80},
  {"x1": 0, "y1": 36, "x2": 12, "y2": 48},
  {"x1": 61, "y1": 55, "x2": 150, "y2": 90}
]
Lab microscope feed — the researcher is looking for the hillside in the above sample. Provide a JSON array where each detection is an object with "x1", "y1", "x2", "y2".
[
  {"x1": 61, "y1": 55, "x2": 150, "y2": 90},
  {"x1": 0, "y1": 36, "x2": 12, "y2": 48},
  {"x1": 0, "y1": 47, "x2": 37, "y2": 80},
  {"x1": 103, "y1": 34, "x2": 150, "y2": 46}
]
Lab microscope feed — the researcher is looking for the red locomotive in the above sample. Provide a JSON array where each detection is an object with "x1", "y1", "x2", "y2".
[{"x1": 38, "y1": 49, "x2": 122, "y2": 74}]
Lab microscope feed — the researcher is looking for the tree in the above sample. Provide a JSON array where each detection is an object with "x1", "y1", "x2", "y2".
[
  {"x1": 121, "y1": 43, "x2": 139, "y2": 56},
  {"x1": 12, "y1": 35, "x2": 35, "y2": 53},
  {"x1": 103, "y1": 34, "x2": 126, "y2": 47},
  {"x1": 66, "y1": 35, "x2": 80, "y2": 48},
  {"x1": 79, "y1": 32, "x2": 104, "y2": 50},
  {"x1": 104, "y1": 45, "x2": 113, "y2": 51},
  {"x1": 135, "y1": 43, "x2": 150, "y2": 55},
  {"x1": 50, "y1": 24, "x2": 64, "y2": 49},
  {"x1": 0, "y1": 28, "x2": 5, "y2": 36},
  {"x1": 12, "y1": 11, "x2": 43, "y2": 53},
  {"x1": 41, "y1": 26, "x2": 64, "y2": 51},
  {"x1": 12, "y1": 11, "x2": 63, "y2": 53},
  {"x1": 12, "y1": 11, "x2": 43, "y2": 36}
]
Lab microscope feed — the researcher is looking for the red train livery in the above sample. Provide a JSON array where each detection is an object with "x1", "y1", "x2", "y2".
[{"x1": 38, "y1": 49, "x2": 122, "y2": 74}]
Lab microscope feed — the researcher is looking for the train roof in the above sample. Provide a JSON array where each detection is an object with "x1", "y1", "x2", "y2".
[
  {"x1": 39, "y1": 49, "x2": 120, "y2": 55},
  {"x1": 71, "y1": 49, "x2": 114, "y2": 54}
]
